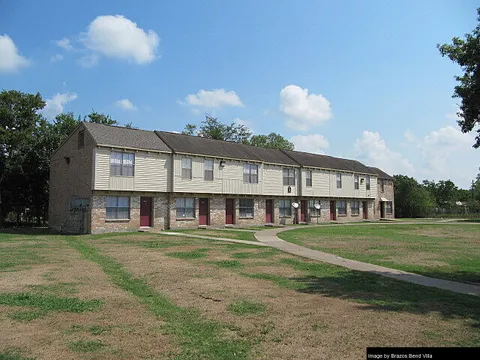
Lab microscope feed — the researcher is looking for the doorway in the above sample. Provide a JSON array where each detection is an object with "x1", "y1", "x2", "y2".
[
  {"x1": 330, "y1": 200, "x2": 336, "y2": 220},
  {"x1": 300, "y1": 200, "x2": 307, "y2": 222},
  {"x1": 265, "y1": 199, "x2": 274, "y2": 223},
  {"x1": 140, "y1": 197, "x2": 152, "y2": 227},
  {"x1": 225, "y1": 198, "x2": 234, "y2": 225},
  {"x1": 199, "y1": 198, "x2": 209, "y2": 225},
  {"x1": 363, "y1": 201, "x2": 368, "y2": 219},
  {"x1": 380, "y1": 202, "x2": 385, "y2": 218}
]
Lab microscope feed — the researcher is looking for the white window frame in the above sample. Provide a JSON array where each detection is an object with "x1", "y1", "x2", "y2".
[
  {"x1": 336, "y1": 173, "x2": 342, "y2": 189},
  {"x1": 386, "y1": 201, "x2": 393, "y2": 214},
  {"x1": 351, "y1": 201, "x2": 360, "y2": 216},
  {"x1": 204, "y1": 159, "x2": 214, "y2": 181},
  {"x1": 243, "y1": 163, "x2": 258, "y2": 184},
  {"x1": 283, "y1": 168, "x2": 296, "y2": 186},
  {"x1": 366, "y1": 175, "x2": 371, "y2": 190},
  {"x1": 182, "y1": 157, "x2": 192, "y2": 180},
  {"x1": 239, "y1": 199, "x2": 254, "y2": 218},
  {"x1": 306, "y1": 170, "x2": 312, "y2": 187},
  {"x1": 110, "y1": 152, "x2": 135, "y2": 177},
  {"x1": 336, "y1": 200, "x2": 347, "y2": 215},
  {"x1": 279, "y1": 199, "x2": 292, "y2": 217},
  {"x1": 354, "y1": 175, "x2": 359, "y2": 190},
  {"x1": 105, "y1": 196, "x2": 130, "y2": 220},
  {"x1": 308, "y1": 199, "x2": 321, "y2": 217},
  {"x1": 176, "y1": 198, "x2": 195, "y2": 218}
]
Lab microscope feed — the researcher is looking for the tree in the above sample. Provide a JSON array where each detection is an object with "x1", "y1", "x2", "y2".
[
  {"x1": 438, "y1": 8, "x2": 480, "y2": 148},
  {"x1": 182, "y1": 115, "x2": 295, "y2": 150},
  {"x1": 85, "y1": 111, "x2": 117, "y2": 125},
  {"x1": 249, "y1": 133, "x2": 294, "y2": 150},
  {"x1": 394, "y1": 175, "x2": 435, "y2": 218}
]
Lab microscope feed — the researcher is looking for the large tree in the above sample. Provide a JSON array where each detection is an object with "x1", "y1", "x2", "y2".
[
  {"x1": 249, "y1": 133, "x2": 294, "y2": 150},
  {"x1": 394, "y1": 175, "x2": 435, "y2": 218},
  {"x1": 438, "y1": 8, "x2": 480, "y2": 148}
]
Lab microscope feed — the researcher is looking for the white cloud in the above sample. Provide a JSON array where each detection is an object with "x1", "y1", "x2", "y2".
[
  {"x1": 82, "y1": 15, "x2": 160, "y2": 64},
  {"x1": 55, "y1": 37, "x2": 74, "y2": 51},
  {"x1": 291, "y1": 134, "x2": 329, "y2": 154},
  {"x1": 42, "y1": 92, "x2": 77, "y2": 120},
  {"x1": 77, "y1": 53, "x2": 99, "y2": 68},
  {"x1": 354, "y1": 131, "x2": 414, "y2": 175},
  {"x1": 0, "y1": 34, "x2": 30, "y2": 73},
  {"x1": 50, "y1": 54, "x2": 64, "y2": 63},
  {"x1": 180, "y1": 89, "x2": 244, "y2": 108},
  {"x1": 234, "y1": 117, "x2": 253, "y2": 132},
  {"x1": 280, "y1": 85, "x2": 332, "y2": 131},
  {"x1": 116, "y1": 99, "x2": 137, "y2": 111}
]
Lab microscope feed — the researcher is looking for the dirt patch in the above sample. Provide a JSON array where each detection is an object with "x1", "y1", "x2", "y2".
[
  {"x1": 0, "y1": 240, "x2": 175, "y2": 360},
  {"x1": 402, "y1": 228, "x2": 480, "y2": 241},
  {"x1": 382, "y1": 252, "x2": 450, "y2": 268},
  {"x1": 97, "y1": 242, "x2": 472, "y2": 360}
]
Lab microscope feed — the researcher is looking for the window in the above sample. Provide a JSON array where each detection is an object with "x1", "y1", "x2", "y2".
[
  {"x1": 243, "y1": 163, "x2": 258, "y2": 183},
  {"x1": 78, "y1": 130, "x2": 85, "y2": 149},
  {"x1": 106, "y1": 196, "x2": 130, "y2": 220},
  {"x1": 279, "y1": 199, "x2": 292, "y2": 217},
  {"x1": 381, "y1": 179, "x2": 385, "y2": 192},
  {"x1": 306, "y1": 170, "x2": 312, "y2": 187},
  {"x1": 239, "y1": 199, "x2": 254, "y2": 218},
  {"x1": 182, "y1": 157, "x2": 192, "y2": 179},
  {"x1": 283, "y1": 168, "x2": 296, "y2": 186},
  {"x1": 110, "y1": 152, "x2": 134, "y2": 176},
  {"x1": 336, "y1": 173, "x2": 342, "y2": 188},
  {"x1": 308, "y1": 199, "x2": 321, "y2": 217},
  {"x1": 204, "y1": 159, "x2": 214, "y2": 181},
  {"x1": 350, "y1": 201, "x2": 360, "y2": 216},
  {"x1": 366, "y1": 175, "x2": 371, "y2": 190},
  {"x1": 354, "y1": 175, "x2": 359, "y2": 190},
  {"x1": 176, "y1": 198, "x2": 195, "y2": 218},
  {"x1": 336, "y1": 200, "x2": 347, "y2": 215},
  {"x1": 385, "y1": 201, "x2": 393, "y2": 214}
]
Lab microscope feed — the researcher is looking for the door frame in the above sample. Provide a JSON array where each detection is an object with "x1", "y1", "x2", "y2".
[
  {"x1": 140, "y1": 196, "x2": 153, "y2": 227},
  {"x1": 380, "y1": 201, "x2": 385, "y2": 218},
  {"x1": 300, "y1": 200, "x2": 307, "y2": 222},
  {"x1": 265, "y1": 199, "x2": 274, "y2": 223},
  {"x1": 225, "y1": 198, "x2": 235, "y2": 225},
  {"x1": 330, "y1": 200, "x2": 336, "y2": 220},
  {"x1": 363, "y1": 201, "x2": 368, "y2": 219},
  {"x1": 199, "y1": 198, "x2": 210, "y2": 225}
]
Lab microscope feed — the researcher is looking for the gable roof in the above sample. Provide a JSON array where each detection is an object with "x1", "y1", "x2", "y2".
[
  {"x1": 283, "y1": 150, "x2": 375, "y2": 174},
  {"x1": 83, "y1": 122, "x2": 171, "y2": 152},
  {"x1": 368, "y1": 166, "x2": 394, "y2": 180},
  {"x1": 155, "y1": 131, "x2": 298, "y2": 166}
]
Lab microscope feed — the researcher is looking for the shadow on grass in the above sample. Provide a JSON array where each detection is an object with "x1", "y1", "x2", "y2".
[
  {"x1": 290, "y1": 271, "x2": 480, "y2": 328},
  {"x1": 0, "y1": 227, "x2": 62, "y2": 236}
]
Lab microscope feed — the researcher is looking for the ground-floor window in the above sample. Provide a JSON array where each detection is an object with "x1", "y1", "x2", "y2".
[
  {"x1": 279, "y1": 199, "x2": 292, "y2": 217},
  {"x1": 239, "y1": 199, "x2": 254, "y2": 218},
  {"x1": 350, "y1": 201, "x2": 360, "y2": 215},
  {"x1": 336, "y1": 200, "x2": 347, "y2": 215},
  {"x1": 176, "y1": 198, "x2": 195, "y2": 218},
  {"x1": 385, "y1": 201, "x2": 393, "y2": 214},
  {"x1": 106, "y1": 196, "x2": 130, "y2": 220},
  {"x1": 308, "y1": 199, "x2": 321, "y2": 217}
]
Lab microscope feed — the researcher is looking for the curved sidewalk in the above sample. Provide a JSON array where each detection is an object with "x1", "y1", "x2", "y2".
[{"x1": 254, "y1": 227, "x2": 480, "y2": 297}]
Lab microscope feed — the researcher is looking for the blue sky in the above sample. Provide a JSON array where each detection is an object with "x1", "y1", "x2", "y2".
[{"x1": 1, "y1": 0, "x2": 478, "y2": 188}]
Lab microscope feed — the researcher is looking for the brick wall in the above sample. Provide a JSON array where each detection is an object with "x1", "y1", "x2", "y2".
[
  {"x1": 375, "y1": 180, "x2": 395, "y2": 219},
  {"x1": 49, "y1": 124, "x2": 95, "y2": 233}
]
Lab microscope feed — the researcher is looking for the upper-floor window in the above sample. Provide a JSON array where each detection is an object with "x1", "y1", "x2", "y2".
[
  {"x1": 336, "y1": 200, "x2": 347, "y2": 215},
  {"x1": 110, "y1": 152, "x2": 134, "y2": 176},
  {"x1": 182, "y1": 157, "x2": 192, "y2": 179},
  {"x1": 204, "y1": 159, "x2": 213, "y2": 181},
  {"x1": 354, "y1": 174, "x2": 359, "y2": 190},
  {"x1": 78, "y1": 130, "x2": 85, "y2": 149},
  {"x1": 306, "y1": 170, "x2": 312, "y2": 187},
  {"x1": 106, "y1": 196, "x2": 130, "y2": 220},
  {"x1": 351, "y1": 201, "x2": 360, "y2": 215},
  {"x1": 283, "y1": 168, "x2": 296, "y2": 186},
  {"x1": 243, "y1": 163, "x2": 258, "y2": 184},
  {"x1": 366, "y1": 175, "x2": 371, "y2": 190},
  {"x1": 336, "y1": 173, "x2": 342, "y2": 188},
  {"x1": 239, "y1": 199, "x2": 254, "y2": 218},
  {"x1": 279, "y1": 199, "x2": 292, "y2": 217}
]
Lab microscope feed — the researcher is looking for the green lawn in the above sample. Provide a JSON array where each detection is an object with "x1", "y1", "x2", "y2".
[
  {"x1": 278, "y1": 223, "x2": 480, "y2": 283},
  {"x1": 168, "y1": 229, "x2": 258, "y2": 242}
]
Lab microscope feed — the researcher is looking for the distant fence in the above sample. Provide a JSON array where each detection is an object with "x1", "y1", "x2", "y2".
[{"x1": 424, "y1": 205, "x2": 480, "y2": 219}]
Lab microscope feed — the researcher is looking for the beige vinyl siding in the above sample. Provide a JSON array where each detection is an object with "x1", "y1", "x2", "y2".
[
  {"x1": 222, "y1": 160, "x2": 262, "y2": 195},
  {"x1": 173, "y1": 155, "x2": 223, "y2": 193},
  {"x1": 302, "y1": 169, "x2": 330, "y2": 197},
  {"x1": 263, "y1": 165, "x2": 284, "y2": 196},
  {"x1": 94, "y1": 147, "x2": 170, "y2": 192}
]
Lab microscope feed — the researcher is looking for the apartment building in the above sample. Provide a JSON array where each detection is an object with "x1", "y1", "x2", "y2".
[{"x1": 49, "y1": 122, "x2": 394, "y2": 234}]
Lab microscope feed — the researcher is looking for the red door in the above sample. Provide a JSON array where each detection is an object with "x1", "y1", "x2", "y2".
[
  {"x1": 363, "y1": 201, "x2": 368, "y2": 219},
  {"x1": 300, "y1": 200, "x2": 307, "y2": 222},
  {"x1": 140, "y1": 197, "x2": 152, "y2": 226},
  {"x1": 330, "y1": 200, "x2": 336, "y2": 220},
  {"x1": 265, "y1": 200, "x2": 273, "y2": 223},
  {"x1": 199, "y1": 198, "x2": 209, "y2": 225},
  {"x1": 225, "y1": 199, "x2": 234, "y2": 224}
]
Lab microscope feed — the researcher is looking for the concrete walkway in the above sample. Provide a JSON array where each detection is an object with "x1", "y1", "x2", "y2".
[{"x1": 254, "y1": 226, "x2": 480, "y2": 297}]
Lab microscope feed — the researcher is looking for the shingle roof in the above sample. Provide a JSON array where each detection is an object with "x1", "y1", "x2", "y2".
[
  {"x1": 155, "y1": 131, "x2": 298, "y2": 166},
  {"x1": 283, "y1": 150, "x2": 375, "y2": 174},
  {"x1": 368, "y1": 166, "x2": 394, "y2": 180},
  {"x1": 83, "y1": 122, "x2": 171, "y2": 152}
]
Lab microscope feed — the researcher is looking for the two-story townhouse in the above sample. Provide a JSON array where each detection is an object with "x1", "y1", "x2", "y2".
[
  {"x1": 49, "y1": 122, "x2": 394, "y2": 234},
  {"x1": 283, "y1": 150, "x2": 378, "y2": 223},
  {"x1": 155, "y1": 131, "x2": 301, "y2": 227},
  {"x1": 49, "y1": 122, "x2": 172, "y2": 234},
  {"x1": 369, "y1": 167, "x2": 395, "y2": 219}
]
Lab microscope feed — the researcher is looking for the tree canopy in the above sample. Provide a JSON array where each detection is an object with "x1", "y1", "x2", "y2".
[
  {"x1": 182, "y1": 115, "x2": 294, "y2": 150},
  {"x1": 438, "y1": 8, "x2": 480, "y2": 148}
]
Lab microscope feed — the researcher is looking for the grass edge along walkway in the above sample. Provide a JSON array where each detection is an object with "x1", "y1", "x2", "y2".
[{"x1": 65, "y1": 237, "x2": 250, "y2": 360}]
